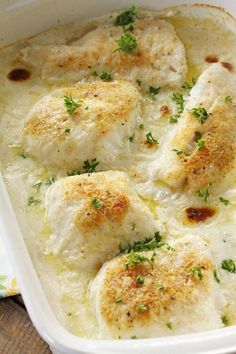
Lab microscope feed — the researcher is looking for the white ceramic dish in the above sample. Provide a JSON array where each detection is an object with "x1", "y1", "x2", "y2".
[{"x1": 1, "y1": 1, "x2": 236, "y2": 353}]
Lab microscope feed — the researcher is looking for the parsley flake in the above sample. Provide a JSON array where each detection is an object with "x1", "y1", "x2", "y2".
[
  {"x1": 19, "y1": 152, "x2": 27, "y2": 159},
  {"x1": 45, "y1": 177, "x2": 55, "y2": 186},
  {"x1": 190, "y1": 107, "x2": 210, "y2": 124},
  {"x1": 139, "y1": 123, "x2": 144, "y2": 129},
  {"x1": 64, "y1": 94, "x2": 84, "y2": 115},
  {"x1": 27, "y1": 196, "x2": 41, "y2": 206},
  {"x1": 221, "y1": 315, "x2": 230, "y2": 327},
  {"x1": 197, "y1": 138, "x2": 205, "y2": 149},
  {"x1": 157, "y1": 284, "x2": 166, "y2": 291},
  {"x1": 99, "y1": 71, "x2": 114, "y2": 82},
  {"x1": 83, "y1": 158, "x2": 99, "y2": 173},
  {"x1": 196, "y1": 182, "x2": 212, "y2": 203},
  {"x1": 136, "y1": 79, "x2": 142, "y2": 86},
  {"x1": 213, "y1": 269, "x2": 220, "y2": 283},
  {"x1": 137, "y1": 304, "x2": 149, "y2": 313},
  {"x1": 32, "y1": 181, "x2": 42, "y2": 192},
  {"x1": 67, "y1": 170, "x2": 81, "y2": 176},
  {"x1": 188, "y1": 267, "x2": 203, "y2": 280},
  {"x1": 169, "y1": 92, "x2": 185, "y2": 123},
  {"x1": 145, "y1": 131, "x2": 158, "y2": 145},
  {"x1": 221, "y1": 259, "x2": 236, "y2": 273},
  {"x1": 125, "y1": 250, "x2": 153, "y2": 269},
  {"x1": 182, "y1": 77, "x2": 197, "y2": 91},
  {"x1": 115, "y1": 297, "x2": 123, "y2": 303},
  {"x1": 136, "y1": 274, "x2": 144, "y2": 285},
  {"x1": 219, "y1": 197, "x2": 230, "y2": 206},
  {"x1": 166, "y1": 322, "x2": 173, "y2": 330},
  {"x1": 148, "y1": 86, "x2": 161, "y2": 100},
  {"x1": 225, "y1": 96, "x2": 233, "y2": 103},
  {"x1": 131, "y1": 335, "x2": 138, "y2": 339},
  {"x1": 64, "y1": 128, "x2": 71, "y2": 134},
  {"x1": 91, "y1": 198, "x2": 103, "y2": 209},
  {"x1": 115, "y1": 33, "x2": 137, "y2": 53},
  {"x1": 173, "y1": 148, "x2": 183, "y2": 155},
  {"x1": 129, "y1": 133, "x2": 135, "y2": 142},
  {"x1": 115, "y1": 6, "x2": 137, "y2": 26}
]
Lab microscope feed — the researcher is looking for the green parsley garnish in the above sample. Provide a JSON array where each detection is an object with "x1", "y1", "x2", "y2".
[
  {"x1": 115, "y1": 33, "x2": 137, "y2": 53},
  {"x1": 91, "y1": 198, "x2": 103, "y2": 209},
  {"x1": 219, "y1": 197, "x2": 230, "y2": 206},
  {"x1": 137, "y1": 304, "x2": 149, "y2": 313},
  {"x1": 136, "y1": 274, "x2": 144, "y2": 285},
  {"x1": 67, "y1": 169, "x2": 81, "y2": 176},
  {"x1": 188, "y1": 267, "x2": 203, "y2": 280},
  {"x1": 225, "y1": 96, "x2": 233, "y2": 103},
  {"x1": 115, "y1": 297, "x2": 123, "y2": 303},
  {"x1": 157, "y1": 284, "x2": 166, "y2": 291},
  {"x1": 19, "y1": 152, "x2": 27, "y2": 159},
  {"x1": 131, "y1": 335, "x2": 137, "y2": 339},
  {"x1": 169, "y1": 92, "x2": 185, "y2": 124},
  {"x1": 27, "y1": 196, "x2": 41, "y2": 206},
  {"x1": 173, "y1": 148, "x2": 183, "y2": 155},
  {"x1": 166, "y1": 322, "x2": 173, "y2": 330},
  {"x1": 139, "y1": 123, "x2": 144, "y2": 129},
  {"x1": 190, "y1": 107, "x2": 209, "y2": 124},
  {"x1": 221, "y1": 259, "x2": 236, "y2": 273},
  {"x1": 196, "y1": 182, "x2": 212, "y2": 203},
  {"x1": 221, "y1": 315, "x2": 230, "y2": 327},
  {"x1": 32, "y1": 181, "x2": 42, "y2": 192},
  {"x1": 136, "y1": 79, "x2": 142, "y2": 86},
  {"x1": 83, "y1": 158, "x2": 99, "y2": 173},
  {"x1": 182, "y1": 77, "x2": 197, "y2": 91},
  {"x1": 213, "y1": 269, "x2": 220, "y2": 283},
  {"x1": 98, "y1": 71, "x2": 114, "y2": 82},
  {"x1": 145, "y1": 131, "x2": 158, "y2": 145},
  {"x1": 148, "y1": 86, "x2": 161, "y2": 100},
  {"x1": 115, "y1": 6, "x2": 137, "y2": 26},
  {"x1": 45, "y1": 177, "x2": 55, "y2": 186},
  {"x1": 64, "y1": 128, "x2": 71, "y2": 134},
  {"x1": 125, "y1": 250, "x2": 153, "y2": 269},
  {"x1": 197, "y1": 138, "x2": 205, "y2": 149},
  {"x1": 64, "y1": 94, "x2": 84, "y2": 115},
  {"x1": 129, "y1": 133, "x2": 135, "y2": 142},
  {"x1": 123, "y1": 23, "x2": 134, "y2": 32}
]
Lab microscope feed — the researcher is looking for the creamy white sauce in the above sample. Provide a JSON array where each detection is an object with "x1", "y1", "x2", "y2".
[{"x1": 1, "y1": 5, "x2": 236, "y2": 338}]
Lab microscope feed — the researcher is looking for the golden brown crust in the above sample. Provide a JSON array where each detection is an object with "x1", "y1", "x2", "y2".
[
  {"x1": 64, "y1": 177, "x2": 129, "y2": 231},
  {"x1": 100, "y1": 245, "x2": 212, "y2": 330}
]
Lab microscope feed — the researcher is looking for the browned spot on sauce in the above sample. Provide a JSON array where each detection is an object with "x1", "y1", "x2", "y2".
[
  {"x1": 205, "y1": 55, "x2": 218, "y2": 63},
  {"x1": 160, "y1": 105, "x2": 169, "y2": 115},
  {"x1": 7, "y1": 68, "x2": 31, "y2": 81},
  {"x1": 221, "y1": 62, "x2": 233, "y2": 72},
  {"x1": 185, "y1": 207, "x2": 216, "y2": 223}
]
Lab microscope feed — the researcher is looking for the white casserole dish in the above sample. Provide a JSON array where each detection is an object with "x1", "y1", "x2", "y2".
[{"x1": 1, "y1": 0, "x2": 236, "y2": 353}]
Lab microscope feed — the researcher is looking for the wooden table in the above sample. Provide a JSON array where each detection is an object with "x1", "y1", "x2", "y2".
[{"x1": 0, "y1": 295, "x2": 51, "y2": 353}]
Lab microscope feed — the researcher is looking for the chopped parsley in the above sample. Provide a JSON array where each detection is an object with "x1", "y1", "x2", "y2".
[
  {"x1": 188, "y1": 267, "x2": 203, "y2": 280},
  {"x1": 125, "y1": 250, "x2": 153, "y2": 269},
  {"x1": 219, "y1": 197, "x2": 230, "y2": 206},
  {"x1": 166, "y1": 322, "x2": 173, "y2": 330},
  {"x1": 145, "y1": 131, "x2": 158, "y2": 145},
  {"x1": 148, "y1": 86, "x2": 161, "y2": 100},
  {"x1": 115, "y1": 33, "x2": 137, "y2": 53},
  {"x1": 221, "y1": 315, "x2": 230, "y2": 327},
  {"x1": 91, "y1": 198, "x2": 103, "y2": 209},
  {"x1": 137, "y1": 304, "x2": 149, "y2": 313},
  {"x1": 32, "y1": 181, "x2": 42, "y2": 192},
  {"x1": 139, "y1": 123, "x2": 144, "y2": 129},
  {"x1": 64, "y1": 128, "x2": 71, "y2": 134},
  {"x1": 67, "y1": 169, "x2": 81, "y2": 176},
  {"x1": 115, "y1": 297, "x2": 123, "y2": 303},
  {"x1": 123, "y1": 23, "x2": 134, "y2": 32},
  {"x1": 213, "y1": 269, "x2": 220, "y2": 283},
  {"x1": 136, "y1": 274, "x2": 144, "y2": 285},
  {"x1": 136, "y1": 79, "x2": 142, "y2": 86},
  {"x1": 19, "y1": 152, "x2": 27, "y2": 159},
  {"x1": 190, "y1": 107, "x2": 210, "y2": 124},
  {"x1": 157, "y1": 284, "x2": 166, "y2": 291},
  {"x1": 45, "y1": 177, "x2": 55, "y2": 186},
  {"x1": 182, "y1": 77, "x2": 197, "y2": 91},
  {"x1": 115, "y1": 6, "x2": 137, "y2": 26},
  {"x1": 131, "y1": 335, "x2": 138, "y2": 339},
  {"x1": 173, "y1": 148, "x2": 183, "y2": 155},
  {"x1": 196, "y1": 182, "x2": 212, "y2": 203},
  {"x1": 169, "y1": 92, "x2": 185, "y2": 124},
  {"x1": 64, "y1": 94, "x2": 84, "y2": 115},
  {"x1": 221, "y1": 259, "x2": 236, "y2": 273},
  {"x1": 93, "y1": 71, "x2": 114, "y2": 82},
  {"x1": 225, "y1": 96, "x2": 233, "y2": 103},
  {"x1": 27, "y1": 196, "x2": 41, "y2": 206},
  {"x1": 197, "y1": 138, "x2": 205, "y2": 149},
  {"x1": 129, "y1": 133, "x2": 135, "y2": 142},
  {"x1": 83, "y1": 158, "x2": 99, "y2": 173}
]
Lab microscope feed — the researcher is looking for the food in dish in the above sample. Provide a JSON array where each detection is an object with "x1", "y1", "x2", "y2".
[{"x1": 1, "y1": 3, "x2": 236, "y2": 340}]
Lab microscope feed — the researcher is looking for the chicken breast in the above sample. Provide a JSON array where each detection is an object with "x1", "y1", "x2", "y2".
[
  {"x1": 89, "y1": 235, "x2": 222, "y2": 339},
  {"x1": 42, "y1": 15, "x2": 187, "y2": 88},
  {"x1": 45, "y1": 171, "x2": 158, "y2": 270},
  {"x1": 154, "y1": 64, "x2": 236, "y2": 192},
  {"x1": 21, "y1": 80, "x2": 141, "y2": 170}
]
